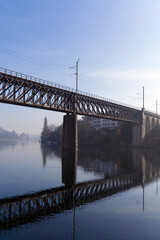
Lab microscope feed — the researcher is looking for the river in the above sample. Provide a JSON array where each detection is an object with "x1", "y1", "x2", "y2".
[{"x1": 0, "y1": 140, "x2": 160, "y2": 240}]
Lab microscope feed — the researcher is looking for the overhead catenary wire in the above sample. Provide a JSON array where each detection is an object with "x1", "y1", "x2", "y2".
[
  {"x1": 0, "y1": 47, "x2": 68, "y2": 76},
  {"x1": 0, "y1": 46, "x2": 132, "y2": 100},
  {"x1": 0, "y1": 25, "x2": 138, "y2": 100}
]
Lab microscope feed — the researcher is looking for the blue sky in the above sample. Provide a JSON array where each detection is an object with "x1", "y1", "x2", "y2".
[{"x1": 1, "y1": 0, "x2": 160, "y2": 134}]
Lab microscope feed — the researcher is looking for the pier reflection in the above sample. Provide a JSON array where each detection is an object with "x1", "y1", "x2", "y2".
[
  {"x1": 62, "y1": 149, "x2": 77, "y2": 187},
  {"x1": 1, "y1": 145, "x2": 160, "y2": 231}
]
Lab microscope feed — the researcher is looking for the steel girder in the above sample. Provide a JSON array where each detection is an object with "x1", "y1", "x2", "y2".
[
  {"x1": 76, "y1": 95, "x2": 142, "y2": 123},
  {"x1": 0, "y1": 71, "x2": 142, "y2": 123},
  {"x1": 0, "y1": 171, "x2": 140, "y2": 230},
  {"x1": 0, "y1": 72, "x2": 75, "y2": 113}
]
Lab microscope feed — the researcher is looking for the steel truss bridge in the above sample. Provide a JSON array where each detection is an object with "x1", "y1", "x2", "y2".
[
  {"x1": 0, "y1": 67, "x2": 142, "y2": 123},
  {"x1": 0, "y1": 171, "x2": 141, "y2": 230}
]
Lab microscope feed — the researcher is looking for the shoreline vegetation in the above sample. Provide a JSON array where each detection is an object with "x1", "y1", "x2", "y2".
[
  {"x1": 41, "y1": 117, "x2": 132, "y2": 147},
  {"x1": 41, "y1": 117, "x2": 160, "y2": 148},
  {"x1": 0, "y1": 127, "x2": 28, "y2": 140}
]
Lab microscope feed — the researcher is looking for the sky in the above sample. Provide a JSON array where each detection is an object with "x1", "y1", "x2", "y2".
[{"x1": 1, "y1": 0, "x2": 160, "y2": 135}]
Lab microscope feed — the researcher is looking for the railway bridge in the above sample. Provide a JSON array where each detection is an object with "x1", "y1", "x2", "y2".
[{"x1": 0, "y1": 67, "x2": 160, "y2": 146}]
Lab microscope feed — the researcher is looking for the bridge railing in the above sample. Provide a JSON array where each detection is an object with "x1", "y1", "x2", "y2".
[
  {"x1": 144, "y1": 108, "x2": 160, "y2": 116},
  {"x1": 0, "y1": 67, "x2": 140, "y2": 111}
]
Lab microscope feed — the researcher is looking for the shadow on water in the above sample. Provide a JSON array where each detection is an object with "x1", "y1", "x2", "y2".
[{"x1": 1, "y1": 143, "x2": 160, "y2": 232}]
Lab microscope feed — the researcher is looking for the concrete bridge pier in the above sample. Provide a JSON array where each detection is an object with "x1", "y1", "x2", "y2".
[
  {"x1": 132, "y1": 109, "x2": 160, "y2": 146},
  {"x1": 62, "y1": 113, "x2": 78, "y2": 187},
  {"x1": 132, "y1": 110, "x2": 145, "y2": 146},
  {"x1": 62, "y1": 113, "x2": 78, "y2": 151},
  {"x1": 132, "y1": 124, "x2": 145, "y2": 146}
]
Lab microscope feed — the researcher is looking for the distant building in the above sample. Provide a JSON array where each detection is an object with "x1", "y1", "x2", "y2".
[{"x1": 83, "y1": 116, "x2": 119, "y2": 130}]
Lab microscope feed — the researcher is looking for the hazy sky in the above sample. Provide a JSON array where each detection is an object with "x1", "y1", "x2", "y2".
[{"x1": 1, "y1": 0, "x2": 160, "y2": 135}]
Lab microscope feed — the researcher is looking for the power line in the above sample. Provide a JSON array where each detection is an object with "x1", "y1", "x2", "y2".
[
  {"x1": 0, "y1": 46, "x2": 68, "y2": 71},
  {"x1": 78, "y1": 75, "x2": 132, "y2": 99},
  {"x1": 0, "y1": 47, "x2": 133, "y2": 99},
  {"x1": 0, "y1": 26, "x2": 70, "y2": 73},
  {"x1": 0, "y1": 24, "x2": 49, "y2": 50},
  {"x1": 0, "y1": 47, "x2": 69, "y2": 76}
]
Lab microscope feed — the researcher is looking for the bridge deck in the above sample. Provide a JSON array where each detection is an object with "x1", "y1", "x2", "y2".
[{"x1": 0, "y1": 67, "x2": 142, "y2": 123}]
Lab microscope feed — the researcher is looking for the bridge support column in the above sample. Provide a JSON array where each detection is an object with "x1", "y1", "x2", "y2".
[
  {"x1": 132, "y1": 125, "x2": 143, "y2": 146},
  {"x1": 132, "y1": 123, "x2": 145, "y2": 146},
  {"x1": 132, "y1": 110, "x2": 145, "y2": 146},
  {"x1": 62, "y1": 113, "x2": 78, "y2": 151},
  {"x1": 62, "y1": 113, "x2": 78, "y2": 187},
  {"x1": 132, "y1": 124, "x2": 145, "y2": 146}
]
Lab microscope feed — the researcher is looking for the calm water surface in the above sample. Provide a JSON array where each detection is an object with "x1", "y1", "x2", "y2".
[{"x1": 0, "y1": 140, "x2": 160, "y2": 240}]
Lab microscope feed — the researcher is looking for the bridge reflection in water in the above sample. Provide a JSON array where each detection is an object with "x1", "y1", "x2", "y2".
[{"x1": 0, "y1": 147, "x2": 160, "y2": 231}]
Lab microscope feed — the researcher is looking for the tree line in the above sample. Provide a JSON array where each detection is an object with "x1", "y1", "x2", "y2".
[{"x1": 41, "y1": 117, "x2": 133, "y2": 146}]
